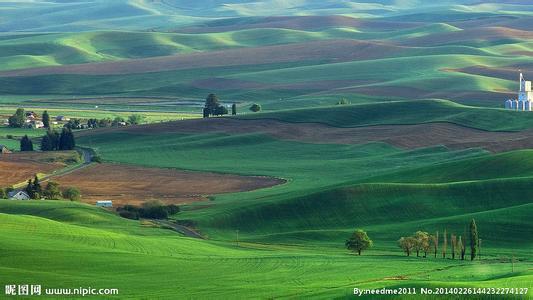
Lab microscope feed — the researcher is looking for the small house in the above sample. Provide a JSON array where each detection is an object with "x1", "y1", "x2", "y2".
[
  {"x1": 96, "y1": 200, "x2": 113, "y2": 208},
  {"x1": 8, "y1": 191, "x2": 30, "y2": 200},
  {"x1": 0, "y1": 145, "x2": 12, "y2": 154}
]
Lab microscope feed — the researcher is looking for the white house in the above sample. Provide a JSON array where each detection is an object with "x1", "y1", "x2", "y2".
[
  {"x1": 0, "y1": 145, "x2": 12, "y2": 154},
  {"x1": 8, "y1": 191, "x2": 30, "y2": 200},
  {"x1": 96, "y1": 200, "x2": 113, "y2": 208},
  {"x1": 505, "y1": 72, "x2": 533, "y2": 111}
]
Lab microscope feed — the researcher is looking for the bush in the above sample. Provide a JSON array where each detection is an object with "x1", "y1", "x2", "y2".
[
  {"x1": 63, "y1": 187, "x2": 81, "y2": 201},
  {"x1": 249, "y1": 103, "x2": 261, "y2": 112}
]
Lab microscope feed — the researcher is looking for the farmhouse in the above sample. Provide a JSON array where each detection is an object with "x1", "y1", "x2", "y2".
[
  {"x1": 0, "y1": 145, "x2": 12, "y2": 154},
  {"x1": 8, "y1": 191, "x2": 30, "y2": 200},
  {"x1": 505, "y1": 72, "x2": 533, "y2": 111},
  {"x1": 96, "y1": 200, "x2": 113, "y2": 208}
]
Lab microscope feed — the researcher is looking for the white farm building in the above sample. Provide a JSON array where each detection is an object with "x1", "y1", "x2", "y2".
[{"x1": 505, "y1": 72, "x2": 533, "y2": 111}]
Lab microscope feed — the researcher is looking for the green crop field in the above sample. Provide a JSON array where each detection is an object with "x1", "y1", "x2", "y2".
[{"x1": 0, "y1": 0, "x2": 532, "y2": 299}]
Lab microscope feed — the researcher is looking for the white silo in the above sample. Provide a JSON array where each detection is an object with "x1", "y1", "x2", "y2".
[
  {"x1": 505, "y1": 99, "x2": 513, "y2": 109},
  {"x1": 520, "y1": 100, "x2": 526, "y2": 111},
  {"x1": 512, "y1": 99, "x2": 519, "y2": 110},
  {"x1": 526, "y1": 100, "x2": 532, "y2": 111}
]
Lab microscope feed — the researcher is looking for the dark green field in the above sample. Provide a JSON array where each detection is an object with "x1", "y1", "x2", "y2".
[{"x1": 0, "y1": 1, "x2": 532, "y2": 299}]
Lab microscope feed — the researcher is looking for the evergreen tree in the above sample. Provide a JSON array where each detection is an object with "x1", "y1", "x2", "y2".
[
  {"x1": 451, "y1": 234, "x2": 457, "y2": 260},
  {"x1": 469, "y1": 219, "x2": 479, "y2": 261},
  {"x1": 20, "y1": 135, "x2": 34, "y2": 151},
  {"x1": 203, "y1": 107, "x2": 210, "y2": 118},
  {"x1": 432, "y1": 231, "x2": 439, "y2": 258},
  {"x1": 458, "y1": 235, "x2": 466, "y2": 261},
  {"x1": 232, "y1": 103, "x2": 237, "y2": 115},
  {"x1": 42, "y1": 110, "x2": 50, "y2": 128},
  {"x1": 32, "y1": 175, "x2": 42, "y2": 198},
  {"x1": 204, "y1": 94, "x2": 220, "y2": 115},
  {"x1": 442, "y1": 229, "x2": 447, "y2": 259},
  {"x1": 59, "y1": 128, "x2": 75, "y2": 150},
  {"x1": 25, "y1": 179, "x2": 34, "y2": 199}
]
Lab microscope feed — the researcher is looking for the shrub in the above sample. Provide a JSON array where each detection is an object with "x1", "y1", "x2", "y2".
[
  {"x1": 63, "y1": 187, "x2": 81, "y2": 201},
  {"x1": 249, "y1": 103, "x2": 261, "y2": 112}
]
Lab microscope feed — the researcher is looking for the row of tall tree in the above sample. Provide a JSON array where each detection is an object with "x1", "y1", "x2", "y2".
[
  {"x1": 398, "y1": 219, "x2": 480, "y2": 261},
  {"x1": 345, "y1": 219, "x2": 481, "y2": 261}
]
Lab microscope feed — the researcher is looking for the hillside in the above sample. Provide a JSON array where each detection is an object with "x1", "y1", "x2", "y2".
[{"x1": 0, "y1": 3, "x2": 532, "y2": 112}]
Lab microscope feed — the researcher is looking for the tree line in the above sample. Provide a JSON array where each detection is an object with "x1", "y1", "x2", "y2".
[
  {"x1": 24, "y1": 175, "x2": 81, "y2": 201},
  {"x1": 202, "y1": 94, "x2": 261, "y2": 118},
  {"x1": 117, "y1": 201, "x2": 180, "y2": 220},
  {"x1": 19, "y1": 128, "x2": 76, "y2": 152},
  {"x1": 345, "y1": 219, "x2": 481, "y2": 261}
]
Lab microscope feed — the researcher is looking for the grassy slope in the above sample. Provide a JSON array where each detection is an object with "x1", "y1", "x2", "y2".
[
  {"x1": 0, "y1": 201, "x2": 530, "y2": 299},
  {"x1": 239, "y1": 99, "x2": 533, "y2": 131}
]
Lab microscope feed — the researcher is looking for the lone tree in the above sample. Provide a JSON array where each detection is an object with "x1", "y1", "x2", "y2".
[
  {"x1": 345, "y1": 229, "x2": 373, "y2": 255},
  {"x1": 249, "y1": 103, "x2": 261, "y2": 112},
  {"x1": 469, "y1": 219, "x2": 479, "y2": 261},
  {"x1": 8, "y1": 108, "x2": 25, "y2": 128},
  {"x1": 398, "y1": 236, "x2": 416, "y2": 256},
  {"x1": 232, "y1": 103, "x2": 237, "y2": 115},
  {"x1": 20, "y1": 135, "x2": 33, "y2": 152},
  {"x1": 42, "y1": 111, "x2": 50, "y2": 128}
]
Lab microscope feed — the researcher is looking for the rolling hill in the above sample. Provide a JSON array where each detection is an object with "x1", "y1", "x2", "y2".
[{"x1": 1, "y1": 1, "x2": 532, "y2": 299}]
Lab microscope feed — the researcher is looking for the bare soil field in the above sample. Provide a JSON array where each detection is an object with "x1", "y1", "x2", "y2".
[
  {"x1": 0, "y1": 40, "x2": 406, "y2": 77},
  {"x1": 78, "y1": 118, "x2": 533, "y2": 153},
  {"x1": 0, "y1": 152, "x2": 72, "y2": 187},
  {"x1": 54, "y1": 163, "x2": 285, "y2": 206}
]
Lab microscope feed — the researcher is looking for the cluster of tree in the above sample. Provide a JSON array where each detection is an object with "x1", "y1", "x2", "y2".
[
  {"x1": 8, "y1": 108, "x2": 26, "y2": 128},
  {"x1": 398, "y1": 219, "x2": 480, "y2": 261},
  {"x1": 40, "y1": 128, "x2": 75, "y2": 151},
  {"x1": 86, "y1": 114, "x2": 144, "y2": 129},
  {"x1": 345, "y1": 229, "x2": 373, "y2": 255},
  {"x1": 336, "y1": 98, "x2": 351, "y2": 105},
  {"x1": 20, "y1": 135, "x2": 34, "y2": 151},
  {"x1": 203, "y1": 94, "x2": 229, "y2": 118},
  {"x1": 24, "y1": 175, "x2": 81, "y2": 201},
  {"x1": 117, "y1": 201, "x2": 180, "y2": 220}
]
